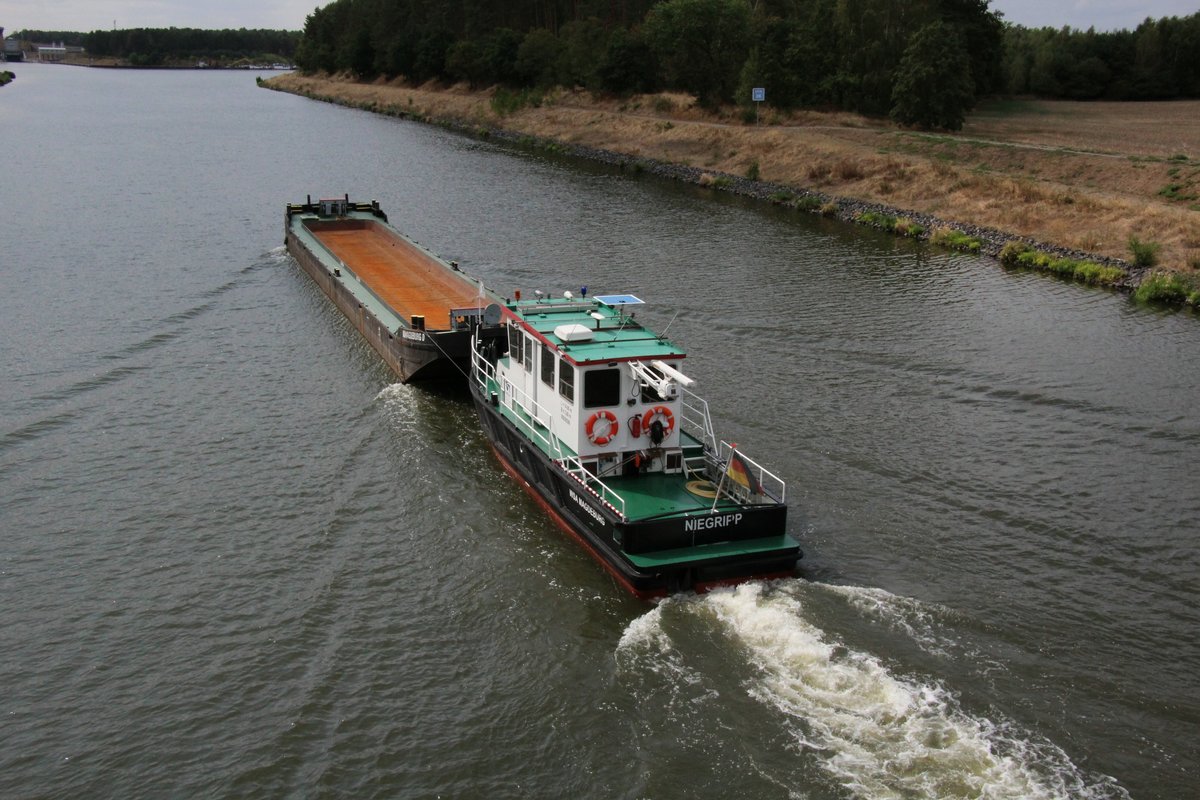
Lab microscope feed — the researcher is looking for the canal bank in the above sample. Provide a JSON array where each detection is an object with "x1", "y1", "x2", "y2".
[{"x1": 261, "y1": 72, "x2": 1200, "y2": 308}]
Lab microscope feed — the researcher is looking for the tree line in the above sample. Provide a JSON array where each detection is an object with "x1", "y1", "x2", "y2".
[
  {"x1": 293, "y1": 0, "x2": 1200, "y2": 129},
  {"x1": 1003, "y1": 16, "x2": 1200, "y2": 99},
  {"x1": 15, "y1": 28, "x2": 299, "y2": 65}
]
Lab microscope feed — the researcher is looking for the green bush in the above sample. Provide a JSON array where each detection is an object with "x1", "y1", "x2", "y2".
[
  {"x1": 893, "y1": 218, "x2": 924, "y2": 237},
  {"x1": 746, "y1": 160, "x2": 760, "y2": 181},
  {"x1": 819, "y1": 201, "x2": 839, "y2": 217},
  {"x1": 857, "y1": 211, "x2": 898, "y2": 231},
  {"x1": 999, "y1": 240, "x2": 1031, "y2": 266},
  {"x1": 795, "y1": 195, "x2": 822, "y2": 212},
  {"x1": 767, "y1": 191, "x2": 793, "y2": 204},
  {"x1": 1134, "y1": 272, "x2": 1190, "y2": 304},
  {"x1": 1128, "y1": 236, "x2": 1161, "y2": 268},
  {"x1": 931, "y1": 227, "x2": 982, "y2": 253}
]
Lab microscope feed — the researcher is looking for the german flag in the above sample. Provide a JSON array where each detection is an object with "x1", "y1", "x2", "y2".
[{"x1": 726, "y1": 445, "x2": 762, "y2": 496}]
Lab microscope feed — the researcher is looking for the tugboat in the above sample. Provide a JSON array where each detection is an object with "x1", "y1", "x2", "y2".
[{"x1": 469, "y1": 290, "x2": 800, "y2": 598}]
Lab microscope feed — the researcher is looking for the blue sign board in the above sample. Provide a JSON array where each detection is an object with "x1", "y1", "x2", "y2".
[{"x1": 752, "y1": 87, "x2": 765, "y2": 102}]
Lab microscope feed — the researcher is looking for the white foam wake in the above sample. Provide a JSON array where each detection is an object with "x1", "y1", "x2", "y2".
[{"x1": 620, "y1": 583, "x2": 1129, "y2": 800}]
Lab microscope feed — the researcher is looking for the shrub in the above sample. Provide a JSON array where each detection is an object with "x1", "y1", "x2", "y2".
[
  {"x1": 932, "y1": 227, "x2": 982, "y2": 253},
  {"x1": 746, "y1": 160, "x2": 760, "y2": 181},
  {"x1": 857, "y1": 211, "x2": 898, "y2": 231},
  {"x1": 1128, "y1": 236, "x2": 1161, "y2": 268},
  {"x1": 819, "y1": 201, "x2": 839, "y2": 216},
  {"x1": 999, "y1": 240, "x2": 1031, "y2": 266},
  {"x1": 1134, "y1": 272, "x2": 1190, "y2": 304},
  {"x1": 893, "y1": 218, "x2": 924, "y2": 237},
  {"x1": 796, "y1": 196, "x2": 822, "y2": 212},
  {"x1": 834, "y1": 159, "x2": 864, "y2": 180},
  {"x1": 767, "y1": 191, "x2": 793, "y2": 204}
]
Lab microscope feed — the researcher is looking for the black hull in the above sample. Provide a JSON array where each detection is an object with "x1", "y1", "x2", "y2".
[
  {"x1": 471, "y1": 384, "x2": 800, "y2": 598},
  {"x1": 285, "y1": 228, "x2": 501, "y2": 383}
]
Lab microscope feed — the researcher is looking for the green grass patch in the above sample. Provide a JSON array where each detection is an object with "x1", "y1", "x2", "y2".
[
  {"x1": 856, "y1": 211, "x2": 898, "y2": 230},
  {"x1": 930, "y1": 227, "x2": 982, "y2": 253},
  {"x1": 1001, "y1": 241, "x2": 1123, "y2": 287},
  {"x1": 893, "y1": 218, "x2": 924, "y2": 237},
  {"x1": 1133, "y1": 271, "x2": 1200, "y2": 306},
  {"x1": 767, "y1": 191, "x2": 794, "y2": 204},
  {"x1": 795, "y1": 195, "x2": 822, "y2": 212}
]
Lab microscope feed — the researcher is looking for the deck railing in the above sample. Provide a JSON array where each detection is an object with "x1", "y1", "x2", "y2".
[
  {"x1": 557, "y1": 457, "x2": 627, "y2": 519},
  {"x1": 679, "y1": 386, "x2": 718, "y2": 453},
  {"x1": 715, "y1": 440, "x2": 786, "y2": 504}
]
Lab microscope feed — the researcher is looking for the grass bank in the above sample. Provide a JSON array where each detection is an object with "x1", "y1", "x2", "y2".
[{"x1": 263, "y1": 72, "x2": 1200, "y2": 307}]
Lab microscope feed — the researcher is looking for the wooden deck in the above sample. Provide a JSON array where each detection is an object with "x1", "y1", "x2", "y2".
[{"x1": 308, "y1": 220, "x2": 483, "y2": 330}]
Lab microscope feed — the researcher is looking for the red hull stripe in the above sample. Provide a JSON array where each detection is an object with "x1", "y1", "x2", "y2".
[{"x1": 488, "y1": 444, "x2": 649, "y2": 598}]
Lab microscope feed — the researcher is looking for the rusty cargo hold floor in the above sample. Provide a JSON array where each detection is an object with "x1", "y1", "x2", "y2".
[{"x1": 309, "y1": 221, "x2": 483, "y2": 329}]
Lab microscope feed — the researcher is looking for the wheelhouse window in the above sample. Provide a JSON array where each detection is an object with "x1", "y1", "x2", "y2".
[
  {"x1": 540, "y1": 344, "x2": 555, "y2": 387},
  {"x1": 559, "y1": 360, "x2": 575, "y2": 402},
  {"x1": 508, "y1": 324, "x2": 522, "y2": 365},
  {"x1": 523, "y1": 335, "x2": 534, "y2": 372},
  {"x1": 583, "y1": 368, "x2": 621, "y2": 408}
]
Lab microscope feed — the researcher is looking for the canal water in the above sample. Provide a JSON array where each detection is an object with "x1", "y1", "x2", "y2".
[{"x1": 1, "y1": 63, "x2": 1197, "y2": 799}]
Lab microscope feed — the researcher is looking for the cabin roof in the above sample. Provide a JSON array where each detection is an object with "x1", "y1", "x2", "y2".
[{"x1": 506, "y1": 296, "x2": 685, "y2": 364}]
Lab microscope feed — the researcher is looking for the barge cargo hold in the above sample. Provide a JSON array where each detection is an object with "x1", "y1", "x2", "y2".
[
  {"x1": 285, "y1": 196, "x2": 505, "y2": 383},
  {"x1": 469, "y1": 292, "x2": 801, "y2": 598}
]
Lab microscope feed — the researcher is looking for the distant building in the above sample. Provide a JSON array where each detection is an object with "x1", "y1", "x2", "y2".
[
  {"x1": 4, "y1": 32, "x2": 25, "y2": 62},
  {"x1": 37, "y1": 43, "x2": 67, "y2": 62}
]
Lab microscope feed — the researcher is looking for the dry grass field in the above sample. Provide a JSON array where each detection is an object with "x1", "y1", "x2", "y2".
[{"x1": 268, "y1": 73, "x2": 1200, "y2": 272}]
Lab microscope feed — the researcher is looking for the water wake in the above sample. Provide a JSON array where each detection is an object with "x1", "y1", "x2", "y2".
[{"x1": 619, "y1": 582, "x2": 1129, "y2": 800}]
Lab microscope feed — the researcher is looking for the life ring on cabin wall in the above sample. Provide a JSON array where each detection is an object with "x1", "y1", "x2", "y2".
[
  {"x1": 642, "y1": 405, "x2": 675, "y2": 436},
  {"x1": 586, "y1": 410, "x2": 619, "y2": 446}
]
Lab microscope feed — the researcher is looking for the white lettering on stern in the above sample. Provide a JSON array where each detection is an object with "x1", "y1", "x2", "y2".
[
  {"x1": 569, "y1": 489, "x2": 605, "y2": 525},
  {"x1": 684, "y1": 513, "x2": 744, "y2": 532}
]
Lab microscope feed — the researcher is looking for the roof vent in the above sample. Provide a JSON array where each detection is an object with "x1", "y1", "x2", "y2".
[{"x1": 555, "y1": 324, "x2": 594, "y2": 342}]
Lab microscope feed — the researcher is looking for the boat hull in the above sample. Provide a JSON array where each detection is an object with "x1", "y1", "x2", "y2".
[
  {"x1": 471, "y1": 384, "x2": 800, "y2": 598},
  {"x1": 284, "y1": 202, "x2": 504, "y2": 383}
]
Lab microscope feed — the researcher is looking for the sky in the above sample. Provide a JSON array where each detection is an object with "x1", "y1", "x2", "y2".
[{"x1": 0, "y1": 0, "x2": 1196, "y2": 35}]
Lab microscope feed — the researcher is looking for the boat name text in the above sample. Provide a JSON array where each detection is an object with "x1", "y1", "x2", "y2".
[
  {"x1": 402, "y1": 330, "x2": 426, "y2": 342},
  {"x1": 569, "y1": 489, "x2": 605, "y2": 525},
  {"x1": 685, "y1": 513, "x2": 743, "y2": 531}
]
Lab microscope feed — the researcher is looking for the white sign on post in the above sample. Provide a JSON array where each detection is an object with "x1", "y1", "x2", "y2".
[{"x1": 752, "y1": 87, "x2": 765, "y2": 124}]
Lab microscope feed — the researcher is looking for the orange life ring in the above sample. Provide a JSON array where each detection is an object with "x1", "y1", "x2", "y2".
[
  {"x1": 642, "y1": 405, "x2": 675, "y2": 435},
  {"x1": 586, "y1": 410, "x2": 618, "y2": 446}
]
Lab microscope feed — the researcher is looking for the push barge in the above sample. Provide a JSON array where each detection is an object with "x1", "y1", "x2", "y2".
[
  {"x1": 470, "y1": 292, "x2": 800, "y2": 598},
  {"x1": 285, "y1": 196, "x2": 505, "y2": 382}
]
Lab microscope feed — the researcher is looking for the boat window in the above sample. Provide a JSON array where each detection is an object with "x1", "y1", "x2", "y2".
[
  {"x1": 541, "y1": 344, "x2": 555, "y2": 387},
  {"x1": 559, "y1": 360, "x2": 575, "y2": 402},
  {"x1": 509, "y1": 324, "x2": 522, "y2": 365},
  {"x1": 583, "y1": 368, "x2": 621, "y2": 408},
  {"x1": 523, "y1": 335, "x2": 534, "y2": 372}
]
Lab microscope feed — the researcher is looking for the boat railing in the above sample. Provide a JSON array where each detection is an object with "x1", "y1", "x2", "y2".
[
  {"x1": 680, "y1": 386, "x2": 718, "y2": 453},
  {"x1": 469, "y1": 335, "x2": 494, "y2": 393},
  {"x1": 715, "y1": 440, "x2": 786, "y2": 504},
  {"x1": 557, "y1": 457, "x2": 627, "y2": 520},
  {"x1": 500, "y1": 377, "x2": 564, "y2": 460}
]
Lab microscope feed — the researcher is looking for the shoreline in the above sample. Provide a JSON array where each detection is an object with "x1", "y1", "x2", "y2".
[{"x1": 261, "y1": 73, "x2": 1200, "y2": 308}]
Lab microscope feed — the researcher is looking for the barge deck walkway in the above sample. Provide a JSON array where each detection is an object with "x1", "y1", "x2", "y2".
[{"x1": 309, "y1": 220, "x2": 483, "y2": 329}]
